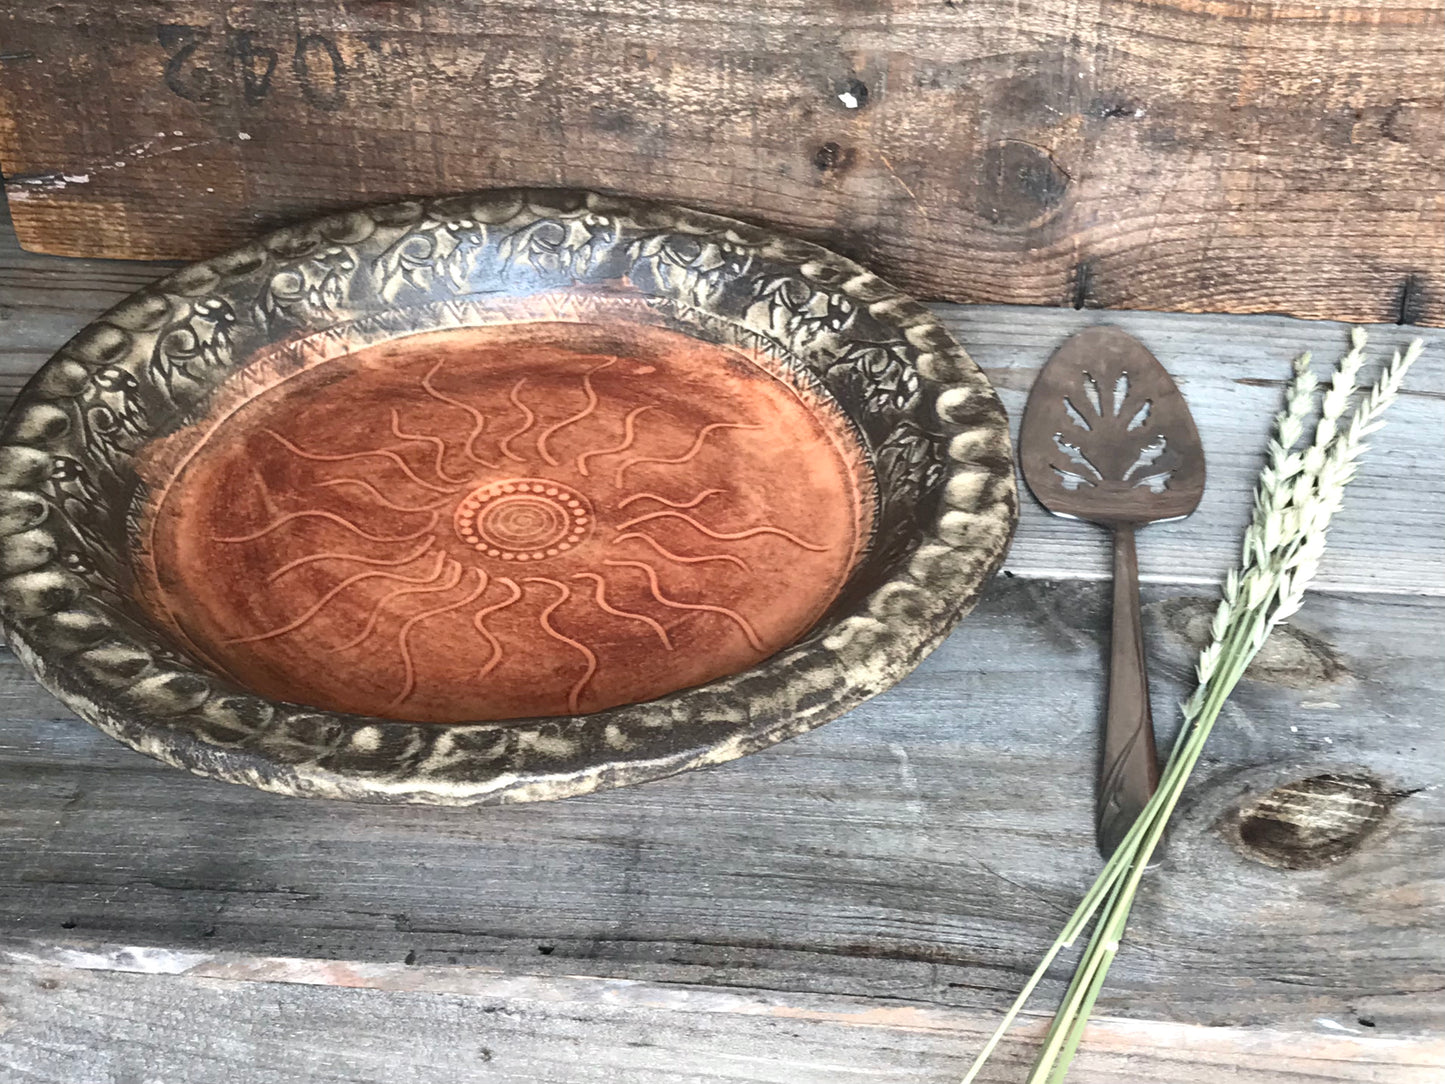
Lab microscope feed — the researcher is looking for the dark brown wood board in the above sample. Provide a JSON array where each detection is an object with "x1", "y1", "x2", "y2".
[{"x1": 1, "y1": 0, "x2": 1442, "y2": 325}]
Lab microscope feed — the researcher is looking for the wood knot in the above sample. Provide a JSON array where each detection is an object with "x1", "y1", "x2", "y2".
[
  {"x1": 978, "y1": 140, "x2": 1070, "y2": 227},
  {"x1": 1228, "y1": 773, "x2": 1407, "y2": 869},
  {"x1": 1154, "y1": 597, "x2": 1348, "y2": 688},
  {"x1": 813, "y1": 141, "x2": 854, "y2": 173}
]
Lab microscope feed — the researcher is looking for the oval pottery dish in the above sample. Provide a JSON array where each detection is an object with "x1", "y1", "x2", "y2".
[{"x1": 0, "y1": 190, "x2": 1016, "y2": 804}]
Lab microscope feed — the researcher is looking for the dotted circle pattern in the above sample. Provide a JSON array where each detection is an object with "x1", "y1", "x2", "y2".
[{"x1": 454, "y1": 479, "x2": 592, "y2": 560}]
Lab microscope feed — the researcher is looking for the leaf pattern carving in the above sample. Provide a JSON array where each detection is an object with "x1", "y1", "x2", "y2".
[{"x1": 1047, "y1": 370, "x2": 1181, "y2": 495}]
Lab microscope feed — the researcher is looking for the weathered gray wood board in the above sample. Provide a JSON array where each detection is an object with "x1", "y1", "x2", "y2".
[
  {"x1": 3, "y1": 955, "x2": 1442, "y2": 1084},
  {"x1": 1, "y1": 211, "x2": 1443, "y2": 1081},
  {"x1": 1, "y1": 0, "x2": 1442, "y2": 324},
  {"x1": 3, "y1": 581, "x2": 1442, "y2": 1029}
]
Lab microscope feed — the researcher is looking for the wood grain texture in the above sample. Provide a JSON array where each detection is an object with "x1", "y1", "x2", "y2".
[
  {"x1": 1, "y1": 956, "x2": 1441, "y2": 1084},
  {"x1": 0, "y1": 0, "x2": 1442, "y2": 324},
  {"x1": 1, "y1": 212, "x2": 1443, "y2": 1081},
  {"x1": 2, "y1": 579, "x2": 1442, "y2": 1033}
]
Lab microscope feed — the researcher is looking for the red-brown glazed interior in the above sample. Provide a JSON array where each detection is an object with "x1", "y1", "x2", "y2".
[{"x1": 134, "y1": 313, "x2": 875, "y2": 723}]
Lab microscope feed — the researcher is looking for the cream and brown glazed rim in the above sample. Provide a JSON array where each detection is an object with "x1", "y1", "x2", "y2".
[{"x1": 0, "y1": 189, "x2": 1016, "y2": 804}]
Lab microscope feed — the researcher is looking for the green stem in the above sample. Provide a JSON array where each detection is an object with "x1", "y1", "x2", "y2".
[
  {"x1": 1029, "y1": 610, "x2": 1270, "y2": 1083},
  {"x1": 1027, "y1": 874, "x2": 1129, "y2": 1080},
  {"x1": 1046, "y1": 882, "x2": 1140, "y2": 1084},
  {"x1": 1032, "y1": 893, "x2": 1117, "y2": 1061},
  {"x1": 960, "y1": 589, "x2": 1272, "y2": 1084},
  {"x1": 958, "y1": 859, "x2": 1129, "y2": 1084},
  {"x1": 960, "y1": 785, "x2": 1191, "y2": 1084},
  {"x1": 966, "y1": 601, "x2": 1268, "y2": 1084},
  {"x1": 958, "y1": 780, "x2": 1167, "y2": 1083}
]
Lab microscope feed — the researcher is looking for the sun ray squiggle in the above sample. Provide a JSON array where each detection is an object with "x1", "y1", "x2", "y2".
[
  {"x1": 612, "y1": 509, "x2": 825, "y2": 552},
  {"x1": 498, "y1": 378, "x2": 536, "y2": 462},
  {"x1": 215, "y1": 508, "x2": 441, "y2": 544},
  {"x1": 473, "y1": 576, "x2": 523, "y2": 680},
  {"x1": 223, "y1": 552, "x2": 449, "y2": 646},
  {"x1": 614, "y1": 422, "x2": 763, "y2": 486},
  {"x1": 576, "y1": 405, "x2": 652, "y2": 477},
  {"x1": 602, "y1": 559, "x2": 765, "y2": 652},
  {"x1": 617, "y1": 489, "x2": 722, "y2": 511},
  {"x1": 391, "y1": 410, "x2": 470, "y2": 485},
  {"x1": 266, "y1": 536, "x2": 437, "y2": 584},
  {"x1": 571, "y1": 571, "x2": 674, "y2": 650},
  {"x1": 537, "y1": 357, "x2": 617, "y2": 466},
  {"x1": 389, "y1": 567, "x2": 490, "y2": 708},
  {"x1": 317, "y1": 478, "x2": 457, "y2": 513},
  {"x1": 327, "y1": 557, "x2": 459, "y2": 653},
  {"x1": 525, "y1": 577, "x2": 599, "y2": 712},
  {"x1": 421, "y1": 359, "x2": 500, "y2": 468},
  {"x1": 611, "y1": 531, "x2": 750, "y2": 572},
  {"x1": 263, "y1": 430, "x2": 457, "y2": 494}
]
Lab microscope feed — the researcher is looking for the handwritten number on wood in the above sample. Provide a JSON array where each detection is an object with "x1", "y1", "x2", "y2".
[
  {"x1": 158, "y1": 24, "x2": 218, "y2": 103},
  {"x1": 294, "y1": 33, "x2": 346, "y2": 110},
  {"x1": 158, "y1": 25, "x2": 347, "y2": 109},
  {"x1": 228, "y1": 30, "x2": 277, "y2": 106}
]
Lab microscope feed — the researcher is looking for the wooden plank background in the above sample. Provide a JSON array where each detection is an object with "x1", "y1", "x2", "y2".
[
  {"x1": 3, "y1": 952, "x2": 1443, "y2": 1083},
  {"x1": 0, "y1": 0, "x2": 1442, "y2": 325},
  {"x1": 1, "y1": 207, "x2": 1442, "y2": 1081}
]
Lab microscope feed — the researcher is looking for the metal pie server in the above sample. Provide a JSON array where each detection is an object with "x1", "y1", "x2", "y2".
[{"x1": 1019, "y1": 327, "x2": 1205, "y2": 858}]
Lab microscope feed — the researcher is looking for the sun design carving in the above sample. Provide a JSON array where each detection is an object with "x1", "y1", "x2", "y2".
[
  {"x1": 198, "y1": 344, "x2": 857, "y2": 722},
  {"x1": 454, "y1": 479, "x2": 594, "y2": 558}
]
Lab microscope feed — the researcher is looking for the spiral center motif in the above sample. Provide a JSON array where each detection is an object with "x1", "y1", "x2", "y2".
[{"x1": 454, "y1": 479, "x2": 592, "y2": 561}]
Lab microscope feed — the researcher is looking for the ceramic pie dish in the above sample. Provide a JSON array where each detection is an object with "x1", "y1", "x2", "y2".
[{"x1": 0, "y1": 189, "x2": 1016, "y2": 803}]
